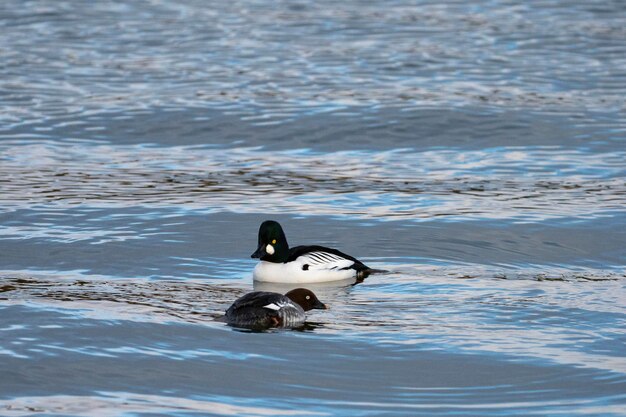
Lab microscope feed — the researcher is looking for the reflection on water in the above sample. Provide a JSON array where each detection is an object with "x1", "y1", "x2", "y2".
[
  {"x1": 0, "y1": 276, "x2": 238, "y2": 324},
  {"x1": 1, "y1": 392, "x2": 326, "y2": 417}
]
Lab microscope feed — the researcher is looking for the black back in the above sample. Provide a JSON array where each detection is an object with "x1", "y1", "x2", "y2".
[{"x1": 225, "y1": 291, "x2": 287, "y2": 327}]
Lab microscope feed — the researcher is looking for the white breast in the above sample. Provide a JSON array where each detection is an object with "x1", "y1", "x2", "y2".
[{"x1": 253, "y1": 252, "x2": 358, "y2": 283}]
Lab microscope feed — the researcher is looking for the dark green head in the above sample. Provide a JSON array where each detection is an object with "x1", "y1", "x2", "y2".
[{"x1": 251, "y1": 220, "x2": 289, "y2": 263}]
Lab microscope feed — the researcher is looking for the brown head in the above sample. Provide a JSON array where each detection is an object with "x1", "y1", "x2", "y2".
[{"x1": 285, "y1": 288, "x2": 327, "y2": 311}]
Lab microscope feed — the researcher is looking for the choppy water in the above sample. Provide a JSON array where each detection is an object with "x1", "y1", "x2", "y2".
[{"x1": 1, "y1": 1, "x2": 625, "y2": 416}]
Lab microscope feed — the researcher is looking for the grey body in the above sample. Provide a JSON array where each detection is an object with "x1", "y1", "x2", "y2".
[{"x1": 225, "y1": 291, "x2": 306, "y2": 329}]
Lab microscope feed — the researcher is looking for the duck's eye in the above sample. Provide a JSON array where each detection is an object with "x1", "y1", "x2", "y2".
[
  {"x1": 306, "y1": 295, "x2": 310, "y2": 300},
  {"x1": 271, "y1": 239, "x2": 276, "y2": 244}
]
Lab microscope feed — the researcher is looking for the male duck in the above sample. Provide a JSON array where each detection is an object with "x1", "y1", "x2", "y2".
[
  {"x1": 251, "y1": 220, "x2": 375, "y2": 283},
  {"x1": 225, "y1": 288, "x2": 326, "y2": 329}
]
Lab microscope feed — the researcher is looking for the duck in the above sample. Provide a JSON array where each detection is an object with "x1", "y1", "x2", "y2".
[
  {"x1": 251, "y1": 220, "x2": 376, "y2": 283},
  {"x1": 224, "y1": 288, "x2": 327, "y2": 329}
]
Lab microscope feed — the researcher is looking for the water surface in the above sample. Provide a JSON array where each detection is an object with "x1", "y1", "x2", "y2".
[{"x1": 1, "y1": 1, "x2": 625, "y2": 416}]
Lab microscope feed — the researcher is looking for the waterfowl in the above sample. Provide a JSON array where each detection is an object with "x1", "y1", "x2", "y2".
[
  {"x1": 251, "y1": 220, "x2": 375, "y2": 283},
  {"x1": 225, "y1": 288, "x2": 326, "y2": 329}
]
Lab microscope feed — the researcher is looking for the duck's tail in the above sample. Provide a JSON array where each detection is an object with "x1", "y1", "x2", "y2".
[{"x1": 356, "y1": 267, "x2": 389, "y2": 281}]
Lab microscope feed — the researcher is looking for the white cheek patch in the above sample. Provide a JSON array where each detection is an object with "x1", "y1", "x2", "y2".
[
  {"x1": 263, "y1": 303, "x2": 280, "y2": 311},
  {"x1": 265, "y1": 244, "x2": 275, "y2": 255}
]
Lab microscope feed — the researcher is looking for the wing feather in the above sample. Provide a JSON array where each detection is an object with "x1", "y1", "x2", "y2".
[
  {"x1": 298, "y1": 251, "x2": 355, "y2": 271},
  {"x1": 287, "y1": 245, "x2": 370, "y2": 274}
]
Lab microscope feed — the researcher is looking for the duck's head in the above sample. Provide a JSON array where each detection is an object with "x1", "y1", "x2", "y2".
[
  {"x1": 251, "y1": 220, "x2": 289, "y2": 262},
  {"x1": 285, "y1": 288, "x2": 327, "y2": 311}
]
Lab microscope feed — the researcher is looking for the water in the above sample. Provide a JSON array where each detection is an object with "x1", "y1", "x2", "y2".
[{"x1": 1, "y1": 0, "x2": 625, "y2": 415}]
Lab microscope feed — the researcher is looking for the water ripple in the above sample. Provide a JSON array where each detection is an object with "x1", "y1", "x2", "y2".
[
  {"x1": 1, "y1": 1, "x2": 625, "y2": 414},
  {"x1": 1, "y1": 0, "x2": 625, "y2": 125},
  {"x1": 1, "y1": 392, "x2": 326, "y2": 417},
  {"x1": 1, "y1": 141, "x2": 623, "y2": 222},
  {"x1": 1, "y1": 269, "x2": 624, "y2": 374}
]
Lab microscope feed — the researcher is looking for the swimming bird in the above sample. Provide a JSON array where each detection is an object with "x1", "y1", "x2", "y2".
[
  {"x1": 251, "y1": 220, "x2": 376, "y2": 283},
  {"x1": 225, "y1": 288, "x2": 326, "y2": 329}
]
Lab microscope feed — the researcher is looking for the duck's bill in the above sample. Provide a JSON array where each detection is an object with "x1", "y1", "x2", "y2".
[
  {"x1": 314, "y1": 300, "x2": 328, "y2": 310},
  {"x1": 251, "y1": 244, "x2": 266, "y2": 258}
]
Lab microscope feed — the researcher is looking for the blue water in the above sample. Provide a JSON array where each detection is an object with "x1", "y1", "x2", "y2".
[{"x1": 1, "y1": 1, "x2": 625, "y2": 416}]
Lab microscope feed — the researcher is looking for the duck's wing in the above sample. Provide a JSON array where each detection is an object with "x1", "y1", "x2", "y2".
[
  {"x1": 288, "y1": 245, "x2": 369, "y2": 272},
  {"x1": 227, "y1": 292, "x2": 288, "y2": 313}
]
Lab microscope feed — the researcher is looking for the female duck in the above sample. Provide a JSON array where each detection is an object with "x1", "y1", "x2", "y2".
[
  {"x1": 251, "y1": 220, "x2": 375, "y2": 283},
  {"x1": 225, "y1": 288, "x2": 326, "y2": 329}
]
